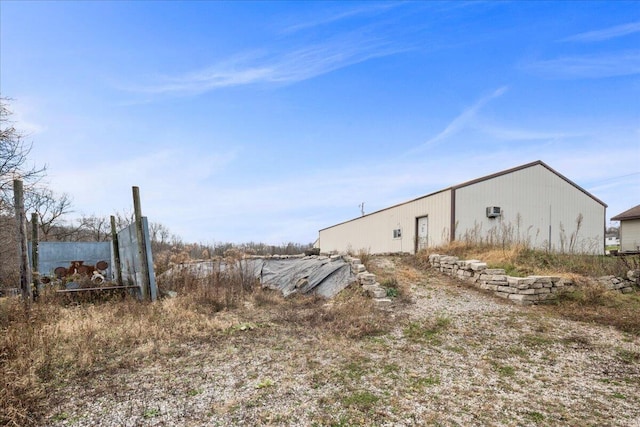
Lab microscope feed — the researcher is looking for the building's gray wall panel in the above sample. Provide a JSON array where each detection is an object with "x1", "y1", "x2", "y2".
[
  {"x1": 454, "y1": 164, "x2": 604, "y2": 253},
  {"x1": 28, "y1": 242, "x2": 113, "y2": 279}
]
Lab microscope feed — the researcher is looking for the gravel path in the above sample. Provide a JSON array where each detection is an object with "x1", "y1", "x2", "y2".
[{"x1": 45, "y1": 257, "x2": 640, "y2": 426}]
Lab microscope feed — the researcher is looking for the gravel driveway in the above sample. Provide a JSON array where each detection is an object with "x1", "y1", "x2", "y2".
[{"x1": 45, "y1": 257, "x2": 640, "y2": 426}]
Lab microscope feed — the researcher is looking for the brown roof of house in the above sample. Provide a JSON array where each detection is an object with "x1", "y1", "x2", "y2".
[{"x1": 611, "y1": 204, "x2": 640, "y2": 221}]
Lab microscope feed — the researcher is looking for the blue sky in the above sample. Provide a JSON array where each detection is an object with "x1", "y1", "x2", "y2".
[{"x1": 1, "y1": 1, "x2": 639, "y2": 245}]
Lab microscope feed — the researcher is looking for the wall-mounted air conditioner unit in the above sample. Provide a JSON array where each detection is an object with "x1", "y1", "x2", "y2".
[{"x1": 486, "y1": 206, "x2": 501, "y2": 218}]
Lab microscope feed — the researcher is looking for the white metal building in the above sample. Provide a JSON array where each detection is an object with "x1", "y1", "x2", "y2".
[
  {"x1": 611, "y1": 204, "x2": 640, "y2": 253},
  {"x1": 318, "y1": 161, "x2": 607, "y2": 255}
]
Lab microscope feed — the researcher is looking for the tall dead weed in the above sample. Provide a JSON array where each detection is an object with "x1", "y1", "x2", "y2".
[{"x1": 0, "y1": 266, "x2": 395, "y2": 426}]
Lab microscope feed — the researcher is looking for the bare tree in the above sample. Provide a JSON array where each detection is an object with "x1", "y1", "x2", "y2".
[
  {"x1": 112, "y1": 209, "x2": 135, "y2": 230},
  {"x1": 149, "y1": 221, "x2": 171, "y2": 252},
  {"x1": 0, "y1": 98, "x2": 46, "y2": 214},
  {"x1": 77, "y1": 214, "x2": 110, "y2": 241},
  {"x1": 27, "y1": 189, "x2": 73, "y2": 241},
  {"x1": 0, "y1": 98, "x2": 46, "y2": 286}
]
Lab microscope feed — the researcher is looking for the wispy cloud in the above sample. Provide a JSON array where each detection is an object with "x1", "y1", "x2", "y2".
[
  {"x1": 561, "y1": 22, "x2": 640, "y2": 42},
  {"x1": 587, "y1": 172, "x2": 640, "y2": 194},
  {"x1": 128, "y1": 34, "x2": 405, "y2": 96},
  {"x1": 48, "y1": 123, "x2": 639, "y2": 244},
  {"x1": 8, "y1": 98, "x2": 47, "y2": 136},
  {"x1": 48, "y1": 147, "x2": 238, "y2": 211},
  {"x1": 280, "y1": 3, "x2": 402, "y2": 34},
  {"x1": 476, "y1": 125, "x2": 580, "y2": 141},
  {"x1": 166, "y1": 141, "x2": 639, "y2": 242},
  {"x1": 411, "y1": 86, "x2": 508, "y2": 151},
  {"x1": 523, "y1": 51, "x2": 640, "y2": 79}
]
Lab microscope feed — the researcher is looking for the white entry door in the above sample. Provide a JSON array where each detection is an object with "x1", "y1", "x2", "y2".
[{"x1": 417, "y1": 216, "x2": 428, "y2": 251}]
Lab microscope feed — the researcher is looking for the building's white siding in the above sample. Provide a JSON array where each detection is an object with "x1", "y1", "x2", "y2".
[
  {"x1": 605, "y1": 236, "x2": 620, "y2": 246},
  {"x1": 319, "y1": 190, "x2": 452, "y2": 254},
  {"x1": 454, "y1": 164, "x2": 605, "y2": 253},
  {"x1": 619, "y1": 220, "x2": 640, "y2": 252}
]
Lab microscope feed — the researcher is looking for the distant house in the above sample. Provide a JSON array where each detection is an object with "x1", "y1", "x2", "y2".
[
  {"x1": 611, "y1": 204, "x2": 640, "y2": 253},
  {"x1": 605, "y1": 234, "x2": 620, "y2": 247},
  {"x1": 318, "y1": 160, "x2": 607, "y2": 255}
]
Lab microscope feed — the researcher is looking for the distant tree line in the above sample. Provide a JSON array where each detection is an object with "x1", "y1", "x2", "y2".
[
  {"x1": 606, "y1": 226, "x2": 619, "y2": 238},
  {"x1": 0, "y1": 97, "x2": 313, "y2": 285}
]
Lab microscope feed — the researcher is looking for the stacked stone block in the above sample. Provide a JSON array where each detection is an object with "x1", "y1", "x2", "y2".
[
  {"x1": 429, "y1": 254, "x2": 566, "y2": 305},
  {"x1": 428, "y1": 253, "x2": 636, "y2": 305},
  {"x1": 596, "y1": 275, "x2": 635, "y2": 294},
  {"x1": 345, "y1": 257, "x2": 392, "y2": 306}
]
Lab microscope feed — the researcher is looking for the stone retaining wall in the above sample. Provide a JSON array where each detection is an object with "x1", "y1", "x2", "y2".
[{"x1": 428, "y1": 254, "x2": 637, "y2": 305}]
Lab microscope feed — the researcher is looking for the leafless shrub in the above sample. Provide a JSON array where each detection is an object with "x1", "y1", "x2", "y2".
[
  {"x1": 356, "y1": 248, "x2": 372, "y2": 271},
  {"x1": 457, "y1": 212, "x2": 603, "y2": 256},
  {"x1": 262, "y1": 284, "x2": 393, "y2": 339},
  {"x1": 1, "y1": 262, "x2": 268, "y2": 426},
  {"x1": 326, "y1": 286, "x2": 392, "y2": 338},
  {"x1": 559, "y1": 213, "x2": 585, "y2": 253},
  {"x1": 159, "y1": 259, "x2": 258, "y2": 312},
  {"x1": 617, "y1": 254, "x2": 640, "y2": 286},
  {"x1": 552, "y1": 277, "x2": 640, "y2": 335}
]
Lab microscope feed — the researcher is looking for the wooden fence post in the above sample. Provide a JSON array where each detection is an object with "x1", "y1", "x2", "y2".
[
  {"x1": 31, "y1": 212, "x2": 39, "y2": 300},
  {"x1": 13, "y1": 179, "x2": 32, "y2": 302},
  {"x1": 31, "y1": 213, "x2": 39, "y2": 273},
  {"x1": 132, "y1": 186, "x2": 151, "y2": 301},
  {"x1": 110, "y1": 215, "x2": 124, "y2": 287}
]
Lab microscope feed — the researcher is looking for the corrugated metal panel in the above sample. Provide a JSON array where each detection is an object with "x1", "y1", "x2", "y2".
[
  {"x1": 454, "y1": 164, "x2": 605, "y2": 253},
  {"x1": 620, "y1": 220, "x2": 640, "y2": 252},
  {"x1": 319, "y1": 190, "x2": 452, "y2": 254},
  {"x1": 28, "y1": 241, "x2": 113, "y2": 279},
  {"x1": 117, "y1": 217, "x2": 157, "y2": 300}
]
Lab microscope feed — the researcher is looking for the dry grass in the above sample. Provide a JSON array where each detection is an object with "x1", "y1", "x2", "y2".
[
  {"x1": 2, "y1": 247, "x2": 639, "y2": 426},
  {"x1": 428, "y1": 241, "x2": 631, "y2": 278},
  {"x1": 366, "y1": 255, "x2": 414, "y2": 303},
  {"x1": 0, "y1": 266, "x2": 392, "y2": 427},
  {"x1": 550, "y1": 280, "x2": 640, "y2": 336},
  {"x1": 420, "y1": 242, "x2": 640, "y2": 336},
  {"x1": 0, "y1": 292, "x2": 232, "y2": 426}
]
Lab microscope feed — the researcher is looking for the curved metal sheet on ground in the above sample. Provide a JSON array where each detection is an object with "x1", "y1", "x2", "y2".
[
  {"x1": 165, "y1": 256, "x2": 354, "y2": 298},
  {"x1": 258, "y1": 257, "x2": 353, "y2": 297}
]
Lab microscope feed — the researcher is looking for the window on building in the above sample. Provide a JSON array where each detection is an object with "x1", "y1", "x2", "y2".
[{"x1": 393, "y1": 229, "x2": 402, "y2": 238}]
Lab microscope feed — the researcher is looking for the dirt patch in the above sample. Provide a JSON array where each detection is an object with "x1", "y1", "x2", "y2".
[{"x1": 42, "y1": 256, "x2": 640, "y2": 426}]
